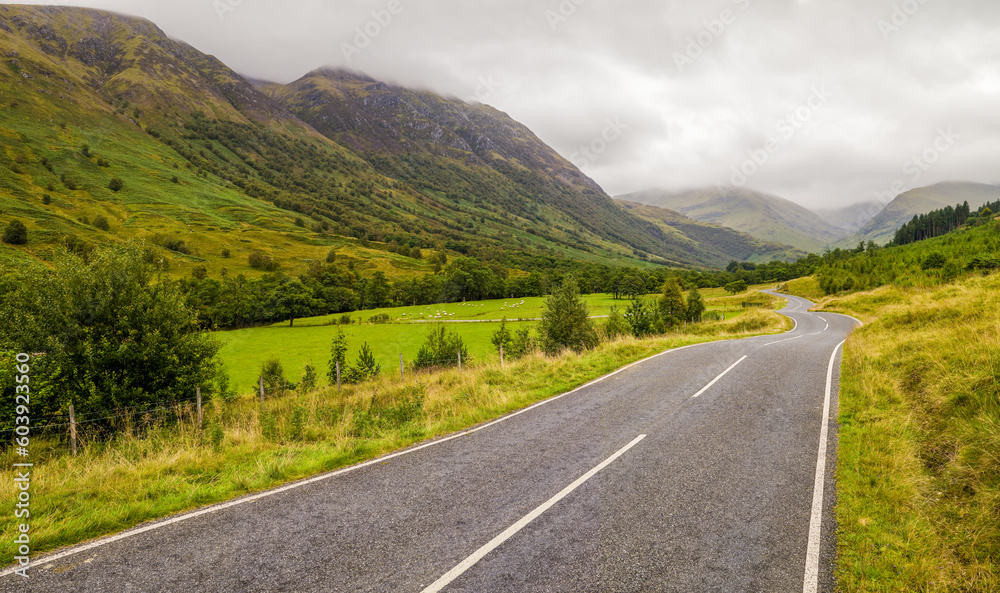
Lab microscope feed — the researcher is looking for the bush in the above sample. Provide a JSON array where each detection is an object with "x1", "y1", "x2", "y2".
[
  {"x1": 300, "y1": 363, "x2": 317, "y2": 393},
  {"x1": 108, "y1": 177, "x2": 124, "y2": 192},
  {"x1": 260, "y1": 357, "x2": 286, "y2": 396},
  {"x1": 93, "y1": 215, "x2": 110, "y2": 231},
  {"x1": 42, "y1": 194, "x2": 51, "y2": 205},
  {"x1": 686, "y1": 288, "x2": 706, "y2": 322},
  {"x1": 0, "y1": 244, "x2": 223, "y2": 420},
  {"x1": 2, "y1": 220, "x2": 27, "y2": 245},
  {"x1": 415, "y1": 325, "x2": 468, "y2": 369},
  {"x1": 248, "y1": 251, "x2": 280, "y2": 271},
  {"x1": 922, "y1": 252, "x2": 947, "y2": 270},
  {"x1": 339, "y1": 314, "x2": 352, "y2": 325},
  {"x1": 625, "y1": 298, "x2": 657, "y2": 337},
  {"x1": 603, "y1": 305, "x2": 629, "y2": 339},
  {"x1": 369, "y1": 313, "x2": 391, "y2": 324}
]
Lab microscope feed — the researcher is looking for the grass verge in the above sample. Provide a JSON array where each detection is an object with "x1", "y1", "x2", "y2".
[
  {"x1": 793, "y1": 275, "x2": 1000, "y2": 592},
  {"x1": 0, "y1": 307, "x2": 790, "y2": 562}
]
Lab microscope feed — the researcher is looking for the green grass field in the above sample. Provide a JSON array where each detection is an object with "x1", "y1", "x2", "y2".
[{"x1": 218, "y1": 290, "x2": 776, "y2": 392}]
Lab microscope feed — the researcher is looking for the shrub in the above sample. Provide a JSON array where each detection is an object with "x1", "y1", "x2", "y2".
[
  {"x1": 108, "y1": 177, "x2": 123, "y2": 192},
  {"x1": 93, "y1": 215, "x2": 110, "y2": 231},
  {"x1": 724, "y1": 280, "x2": 749, "y2": 295},
  {"x1": 42, "y1": 194, "x2": 51, "y2": 205},
  {"x1": 300, "y1": 363, "x2": 317, "y2": 393},
  {"x1": 922, "y1": 252, "x2": 947, "y2": 270},
  {"x1": 2, "y1": 220, "x2": 28, "y2": 245},
  {"x1": 415, "y1": 325, "x2": 468, "y2": 369},
  {"x1": 344, "y1": 342, "x2": 380, "y2": 384},
  {"x1": 686, "y1": 288, "x2": 706, "y2": 322},
  {"x1": 603, "y1": 305, "x2": 629, "y2": 339},
  {"x1": 248, "y1": 251, "x2": 280, "y2": 271},
  {"x1": 260, "y1": 357, "x2": 286, "y2": 396},
  {"x1": 625, "y1": 298, "x2": 656, "y2": 337},
  {"x1": 327, "y1": 329, "x2": 348, "y2": 385}
]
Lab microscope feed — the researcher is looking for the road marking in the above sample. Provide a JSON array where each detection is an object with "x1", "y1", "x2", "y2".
[
  {"x1": 762, "y1": 334, "x2": 804, "y2": 347},
  {"x1": 420, "y1": 435, "x2": 646, "y2": 593},
  {"x1": 2, "y1": 342, "x2": 715, "y2": 578},
  {"x1": 691, "y1": 355, "x2": 747, "y2": 398},
  {"x1": 802, "y1": 340, "x2": 845, "y2": 593}
]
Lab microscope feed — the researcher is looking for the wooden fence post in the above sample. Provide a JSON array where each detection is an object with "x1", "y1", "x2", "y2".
[
  {"x1": 259, "y1": 376, "x2": 264, "y2": 408},
  {"x1": 336, "y1": 361, "x2": 341, "y2": 392},
  {"x1": 458, "y1": 348, "x2": 462, "y2": 372},
  {"x1": 400, "y1": 353, "x2": 404, "y2": 380},
  {"x1": 68, "y1": 403, "x2": 77, "y2": 457},
  {"x1": 196, "y1": 386, "x2": 203, "y2": 429},
  {"x1": 500, "y1": 344, "x2": 504, "y2": 369}
]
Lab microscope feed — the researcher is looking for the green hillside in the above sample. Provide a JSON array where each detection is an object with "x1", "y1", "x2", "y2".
[
  {"x1": 841, "y1": 181, "x2": 1000, "y2": 246},
  {"x1": 616, "y1": 199, "x2": 806, "y2": 267},
  {"x1": 619, "y1": 186, "x2": 845, "y2": 252}
]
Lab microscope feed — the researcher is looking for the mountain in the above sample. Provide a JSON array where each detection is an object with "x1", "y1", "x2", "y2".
[
  {"x1": 615, "y1": 200, "x2": 807, "y2": 268},
  {"x1": 264, "y1": 67, "x2": 689, "y2": 264},
  {"x1": 844, "y1": 182, "x2": 1000, "y2": 246},
  {"x1": 0, "y1": 5, "x2": 741, "y2": 277},
  {"x1": 618, "y1": 187, "x2": 845, "y2": 253},
  {"x1": 814, "y1": 200, "x2": 883, "y2": 235}
]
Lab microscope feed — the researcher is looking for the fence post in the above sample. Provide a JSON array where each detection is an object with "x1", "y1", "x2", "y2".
[
  {"x1": 68, "y1": 403, "x2": 77, "y2": 457},
  {"x1": 196, "y1": 386, "x2": 203, "y2": 429},
  {"x1": 336, "y1": 361, "x2": 341, "y2": 392},
  {"x1": 458, "y1": 348, "x2": 462, "y2": 372},
  {"x1": 500, "y1": 343, "x2": 504, "y2": 369},
  {"x1": 399, "y1": 353, "x2": 404, "y2": 380},
  {"x1": 259, "y1": 376, "x2": 264, "y2": 408}
]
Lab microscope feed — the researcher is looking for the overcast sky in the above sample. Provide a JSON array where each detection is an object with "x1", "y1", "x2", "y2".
[{"x1": 22, "y1": 0, "x2": 1000, "y2": 210}]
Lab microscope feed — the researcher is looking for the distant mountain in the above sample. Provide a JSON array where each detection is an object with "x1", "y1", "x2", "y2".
[
  {"x1": 814, "y1": 201, "x2": 883, "y2": 235},
  {"x1": 616, "y1": 200, "x2": 807, "y2": 268},
  {"x1": 618, "y1": 187, "x2": 844, "y2": 253},
  {"x1": 0, "y1": 5, "x2": 718, "y2": 276},
  {"x1": 844, "y1": 182, "x2": 1000, "y2": 245}
]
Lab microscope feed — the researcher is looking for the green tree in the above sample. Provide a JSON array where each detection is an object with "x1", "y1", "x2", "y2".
[
  {"x1": 2, "y1": 220, "x2": 27, "y2": 245},
  {"x1": 0, "y1": 244, "x2": 222, "y2": 420},
  {"x1": 327, "y1": 329, "x2": 348, "y2": 384},
  {"x1": 538, "y1": 277, "x2": 598, "y2": 354},
  {"x1": 686, "y1": 288, "x2": 705, "y2": 322},
  {"x1": 269, "y1": 279, "x2": 322, "y2": 327},
  {"x1": 724, "y1": 280, "x2": 749, "y2": 295},
  {"x1": 625, "y1": 298, "x2": 655, "y2": 337},
  {"x1": 345, "y1": 342, "x2": 380, "y2": 383},
  {"x1": 659, "y1": 280, "x2": 687, "y2": 327},
  {"x1": 108, "y1": 177, "x2": 124, "y2": 192},
  {"x1": 491, "y1": 317, "x2": 513, "y2": 356}
]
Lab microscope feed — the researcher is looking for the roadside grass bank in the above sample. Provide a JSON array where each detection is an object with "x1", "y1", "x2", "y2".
[
  {"x1": 793, "y1": 274, "x2": 1000, "y2": 591},
  {"x1": 0, "y1": 306, "x2": 789, "y2": 562}
]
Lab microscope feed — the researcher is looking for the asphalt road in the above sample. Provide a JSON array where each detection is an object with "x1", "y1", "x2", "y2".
[{"x1": 3, "y1": 292, "x2": 860, "y2": 593}]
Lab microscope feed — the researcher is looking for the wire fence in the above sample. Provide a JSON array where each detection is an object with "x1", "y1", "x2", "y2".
[{"x1": 5, "y1": 349, "x2": 490, "y2": 458}]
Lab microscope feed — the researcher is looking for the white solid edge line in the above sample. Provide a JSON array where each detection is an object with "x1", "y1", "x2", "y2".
[
  {"x1": 802, "y1": 340, "x2": 845, "y2": 593},
  {"x1": 1, "y1": 340, "x2": 724, "y2": 577},
  {"x1": 691, "y1": 355, "x2": 747, "y2": 398},
  {"x1": 420, "y1": 434, "x2": 647, "y2": 593}
]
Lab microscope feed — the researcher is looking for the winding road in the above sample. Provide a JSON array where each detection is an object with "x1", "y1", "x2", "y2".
[{"x1": 3, "y1": 292, "x2": 860, "y2": 592}]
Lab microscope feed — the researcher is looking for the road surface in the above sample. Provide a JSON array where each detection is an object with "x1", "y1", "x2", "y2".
[{"x1": 3, "y1": 292, "x2": 859, "y2": 592}]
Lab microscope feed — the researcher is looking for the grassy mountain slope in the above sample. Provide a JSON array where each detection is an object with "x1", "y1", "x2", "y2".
[
  {"x1": 266, "y1": 68, "x2": 695, "y2": 264},
  {"x1": 616, "y1": 200, "x2": 807, "y2": 267},
  {"x1": 0, "y1": 5, "x2": 661, "y2": 276},
  {"x1": 619, "y1": 186, "x2": 845, "y2": 252},
  {"x1": 843, "y1": 181, "x2": 1000, "y2": 246}
]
